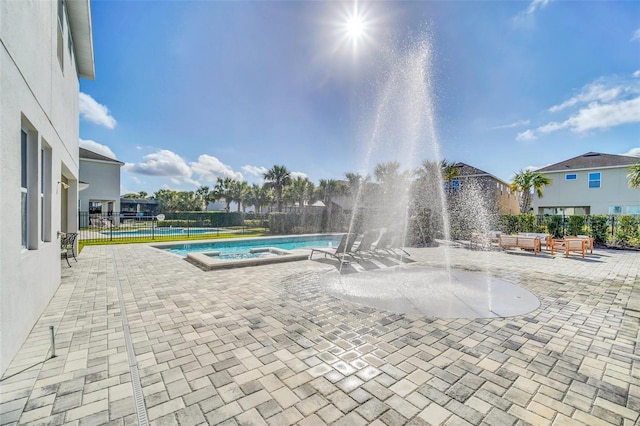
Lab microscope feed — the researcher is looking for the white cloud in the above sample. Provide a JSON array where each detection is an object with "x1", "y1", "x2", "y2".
[
  {"x1": 524, "y1": 73, "x2": 640, "y2": 138},
  {"x1": 537, "y1": 121, "x2": 566, "y2": 134},
  {"x1": 241, "y1": 165, "x2": 269, "y2": 177},
  {"x1": 79, "y1": 138, "x2": 117, "y2": 159},
  {"x1": 563, "y1": 98, "x2": 640, "y2": 133},
  {"x1": 549, "y1": 83, "x2": 622, "y2": 113},
  {"x1": 79, "y1": 92, "x2": 117, "y2": 129},
  {"x1": 190, "y1": 155, "x2": 242, "y2": 182},
  {"x1": 516, "y1": 129, "x2": 537, "y2": 141},
  {"x1": 622, "y1": 147, "x2": 640, "y2": 157},
  {"x1": 123, "y1": 150, "x2": 192, "y2": 177},
  {"x1": 632, "y1": 28, "x2": 640, "y2": 42},
  {"x1": 493, "y1": 120, "x2": 530, "y2": 130},
  {"x1": 527, "y1": 0, "x2": 549, "y2": 14},
  {"x1": 291, "y1": 171, "x2": 309, "y2": 179}
]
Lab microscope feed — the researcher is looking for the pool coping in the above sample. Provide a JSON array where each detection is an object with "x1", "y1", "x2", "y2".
[{"x1": 186, "y1": 248, "x2": 311, "y2": 270}]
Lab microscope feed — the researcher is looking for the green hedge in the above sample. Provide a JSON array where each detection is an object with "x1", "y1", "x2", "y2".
[
  {"x1": 161, "y1": 212, "x2": 244, "y2": 227},
  {"x1": 268, "y1": 212, "x2": 325, "y2": 234}
]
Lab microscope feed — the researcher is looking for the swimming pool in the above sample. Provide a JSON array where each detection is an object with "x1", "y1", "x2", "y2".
[
  {"x1": 159, "y1": 234, "x2": 342, "y2": 257},
  {"x1": 156, "y1": 234, "x2": 344, "y2": 270}
]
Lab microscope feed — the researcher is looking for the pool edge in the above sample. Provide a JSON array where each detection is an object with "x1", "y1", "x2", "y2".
[{"x1": 186, "y1": 250, "x2": 310, "y2": 270}]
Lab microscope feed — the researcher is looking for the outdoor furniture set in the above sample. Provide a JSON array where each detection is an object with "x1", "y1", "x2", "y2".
[
  {"x1": 309, "y1": 229, "x2": 410, "y2": 263},
  {"x1": 496, "y1": 233, "x2": 594, "y2": 258}
]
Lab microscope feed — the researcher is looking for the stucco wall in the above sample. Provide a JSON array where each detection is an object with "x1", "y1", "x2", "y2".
[
  {"x1": 533, "y1": 167, "x2": 640, "y2": 215},
  {"x1": 79, "y1": 160, "x2": 122, "y2": 213},
  {"x1": 0, "y1": 0, "x2": 83, "y2": 374}
]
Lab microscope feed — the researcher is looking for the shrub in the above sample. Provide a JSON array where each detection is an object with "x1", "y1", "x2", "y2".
[
  {"x1": 517, "y1": 214, "x2": 536, "y2": 233},
  {"x1": 244, "y1": 219, "x2": 268, "y2": 229},
  {"x1": 546, "y1": 215, "x2": 563, "y2": 238},
  {"x1": 567, "y1": 215, "x2": 586, "y2": 236},
  {"x1": 501, "y1": 215, "x2": 518, "y2": 235},
  {"x1": 589, "y1": 215, "x2": 609, "y2": 245},
  {"x1": 268, "y1": 212, "x2": 323, "y2": 234},
  {"x1": 614, "y1": 215, "x2": 639, "y2": 247}
]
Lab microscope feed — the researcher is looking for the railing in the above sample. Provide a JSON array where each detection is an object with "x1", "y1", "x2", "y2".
[
  {"x1": 78, "y1": 211, "x2": 270, "y2": 243},
  {"x1": 79, "y1": 210, "x2": 639, "y2": 247}
]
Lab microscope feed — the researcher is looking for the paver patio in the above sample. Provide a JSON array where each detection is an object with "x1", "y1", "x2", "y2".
[{"x1": 1, "y1": 242, "x2": 638, "y2": 425}]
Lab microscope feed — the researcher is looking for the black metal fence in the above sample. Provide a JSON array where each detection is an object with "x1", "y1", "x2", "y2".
[
  {"x1": 79, "y1": 210, "x2": 639, "y2": 247},
  {"x1": 78, "y1": 211, "x2": 270, "y2": 243}
]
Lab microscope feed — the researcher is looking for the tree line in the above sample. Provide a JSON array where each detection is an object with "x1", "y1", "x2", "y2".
[{"x1": 122, "y1": 161, "x2": 640, "y2": 214}]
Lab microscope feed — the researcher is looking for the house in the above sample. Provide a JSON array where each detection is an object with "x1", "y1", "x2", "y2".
[
  {"x1": 532, "y1": 152, "x2": 640, "y2": 215},
  {"x1": 120, "y1": 198, "x2": 160, "y2": 218},
  {"x1": 448, "y1": 163, "x2": 521, "y2": 215},
  {"x1": 79, "y1": 147, "x2": 123, "y2": 226},
  {"x1": 0, "y1": 0, "x2": 95, "y2": 374}
]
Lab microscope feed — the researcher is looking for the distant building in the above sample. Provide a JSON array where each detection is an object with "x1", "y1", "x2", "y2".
[
  {"x1": 533, "y1": 152, "x2": 639, "y2": 215},
  {"x1": 0, "y1": 0, "x2": 95, "y2": 374},
  {"x1": 448, "y1": 163, "x2": 521, "y2": 215},
  {"x1": 120, "y1": 198, "x2": 160, "y2": 217},
  {"x1": 79, "y1": 147, "x2": 123, "y2": 225}
]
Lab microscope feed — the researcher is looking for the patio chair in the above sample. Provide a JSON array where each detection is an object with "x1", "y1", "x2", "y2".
[
  {"x1": 60, "y1": 233, "x2": 78, "y2": 266},
  {"x1": 565, "y1": 237, "x2": 587, "y2": 258},
  {"x1": 576, "y1": 235, "x2": 594, "y2": 254},
  {"x1": 309, "y1": 233, "x2": 357, "y2": 262},
  {"x1": 350, "y1": 229, "x2": 381, "y2": 260},
  {"x1": 373, "y1": 230, "x2": 410, "y2": 257}
]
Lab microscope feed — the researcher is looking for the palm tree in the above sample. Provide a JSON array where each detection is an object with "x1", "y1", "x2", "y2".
[
  {"x1": 628, "y1": 162, "x2": 640, "y2": 189},
  {"x1": 213, "y1": 177, "x2": 235, "y2": 211},
  {"x1": 263, "y1": 165, "x2": 291, "y2": 212},
  {"x1": 291, "y1": 176, "x2": 315, "y2": 212},
  {"x1": 510, "y1": 169, "x2": 552, "y2": 214},
  {"x1": 228, "y1": 180, "x2": 250, "y2": 212},
  {"x1": 249, "y1": 184, "x2": 271, "y2": 214},
  {"x1": 441, "y1": 159, "x2": 460, "y2": 195},
  {"x1": 238, "y1": 181, "x2": 253, "y2": 212},
  {"x1": 195, "y1": 186, "x2": 210, "y2": 211},
  {"x1": 344, "y1": 172, "x2": 364, "y2": 201}
]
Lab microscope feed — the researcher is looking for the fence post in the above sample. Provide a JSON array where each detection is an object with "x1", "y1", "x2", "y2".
[
  {"x1": 611, "y1": 215, "x2": 615, "y2": 236},
  {"x1": 110, "y1": 216, "x2": 113, "y2": 241}
]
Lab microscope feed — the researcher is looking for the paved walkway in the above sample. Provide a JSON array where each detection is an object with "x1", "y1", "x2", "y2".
[{"x1": 1, "y1": 242, "x2": 639, "y2": 425}]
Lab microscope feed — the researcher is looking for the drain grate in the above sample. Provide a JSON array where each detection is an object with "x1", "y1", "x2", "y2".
[{"x1": 113, "y1": 248, "x2": 149, "y2": 426}]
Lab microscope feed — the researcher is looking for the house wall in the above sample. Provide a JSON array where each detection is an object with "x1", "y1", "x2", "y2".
[
  {"x1": 533, "y1": 167, "x2": 640, "y2": 215},
  {"x1": 79, "y1": 160, "x2": 122, "y2": 214},
  {"x1": 458, "y1": 176, "x2": 520, "y2": 215},
  {"x1": 0, "y1": 1, "x2": 83, "y2": 374}
]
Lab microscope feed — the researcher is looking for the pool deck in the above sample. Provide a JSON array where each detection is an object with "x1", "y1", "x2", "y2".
[{"x1": 1, "y1": 243, "x2": 639, "y2": 425}]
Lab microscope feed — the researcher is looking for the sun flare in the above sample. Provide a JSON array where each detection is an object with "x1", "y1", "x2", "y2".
[{"x1": 346, "y1": 15, "x2": 365, "y2": 40}]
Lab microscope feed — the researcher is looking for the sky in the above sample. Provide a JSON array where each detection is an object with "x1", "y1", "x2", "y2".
[{"x1": 78, "y1": 0, "x2": 640, "y2": 196}]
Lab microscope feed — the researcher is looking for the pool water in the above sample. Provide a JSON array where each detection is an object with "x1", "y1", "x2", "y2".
[
  {"x1": 160, "y1": 235, "x2": 342, "y2": 257},
  {"x1": 207, "y1": 252, "x2": 277, "y2": 261}
]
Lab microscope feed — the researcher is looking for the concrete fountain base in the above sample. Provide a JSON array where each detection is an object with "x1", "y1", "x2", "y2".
[{"x1": 321, "y1": 264, "x2": 540, "y2": 319}]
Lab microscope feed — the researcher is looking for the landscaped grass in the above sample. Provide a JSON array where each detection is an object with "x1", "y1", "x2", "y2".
[{"x1": 78, "y1": 228, "x2": 271, "y2": 252}]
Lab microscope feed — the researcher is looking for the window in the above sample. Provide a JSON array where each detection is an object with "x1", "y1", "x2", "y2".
[
  {"x1": 565, "y1": 174, "x2": 577, "y2": 180},
  {"x1": 588, "y1": 172, "x2": 601, "y2": 188},
  {"x1": 444, "y1": 179, "x2": 460, "y2": 193},
  {"x1": 609, "y1": 206, "x2": 622, "y2": 214},
  {"x1": 21, "y1": 130, "x2": 28, "y2": 249},
  {"x1": 89, "y1": 201, "x2": 103, "y2": 214},
  {"x1": 57, "y1": 0, "x2": 64, "y2": 70},
  {"x1": 626, "y1": 206, "x2": 640, "y2": 215},
  {"x1": 40, "y1": 144, "x2": 52, "y2": 242}
]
